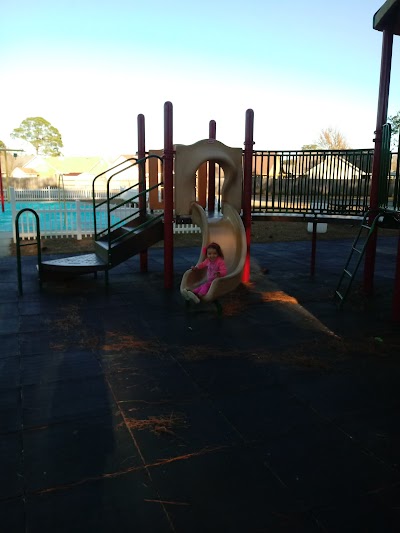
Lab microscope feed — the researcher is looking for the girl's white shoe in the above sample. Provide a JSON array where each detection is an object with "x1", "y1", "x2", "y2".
[
  {"x1": 187, "y1": 291, "x2": 200, "y2": 304},
  {"x1": 181, "y1": 288, "x2": 190, "y2": 301}
]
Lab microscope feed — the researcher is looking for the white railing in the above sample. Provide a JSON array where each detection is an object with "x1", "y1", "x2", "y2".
[
  {"x1": 5, "y1": 186, "x2": 123, "y2": 202},
  {"x1": 9, "y1": 187, "x2": 201, "y2": 241},
  {"x1": 173, "y1": 223, "x2": 201, "y2": 234},
  {"x1": 13, "y1": 200, "x2": 138, "y2": 242}
]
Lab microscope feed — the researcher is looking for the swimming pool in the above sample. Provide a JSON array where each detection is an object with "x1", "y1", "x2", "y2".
[
  {"x1": 0, "y1": 202, "x2": 68, "y2": 232},
  {"x1": 0, "y1": 201, "x2": 125, "y2": 234}
]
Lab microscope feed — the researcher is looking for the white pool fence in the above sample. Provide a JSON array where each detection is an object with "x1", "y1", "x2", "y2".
[{"x1": 8, "y1": 187, "x2": 201, "y2": 242}]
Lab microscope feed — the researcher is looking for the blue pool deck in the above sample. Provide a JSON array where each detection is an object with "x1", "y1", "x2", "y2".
[{"x1": 0, "y1": 235, "x2": 399, "y2": 532}]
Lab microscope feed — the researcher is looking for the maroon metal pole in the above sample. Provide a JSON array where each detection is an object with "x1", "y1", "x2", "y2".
[
  {"x1": 208, "y1": 120, "x2": 216, "y2": 215},
  {"x1": 163, "y1": 101, "x2": 174, "y2": 289},
  {"x1": 364, "y1": 29, "x2": 393, "y2": 295},
  {"x1": 0, "y1": 156, "x2": 4, "y2": 212},
  {"x1": 242, "y1": 109, "x2": 254, "y2": 283},
  {"x1": 137, "y1": 114, "x2": 147, "y2": 272}
]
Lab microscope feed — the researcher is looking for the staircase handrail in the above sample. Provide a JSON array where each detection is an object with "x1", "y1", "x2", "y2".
[
  {"x1": 92, "y1": 154, "x2": 164, "y2": 248},
  {"x1": 96, "y1": 183, "x2": 164, "y2": 240},
  {"x1": 15, "y1": 208, "x2": 42, "y2": 295}
]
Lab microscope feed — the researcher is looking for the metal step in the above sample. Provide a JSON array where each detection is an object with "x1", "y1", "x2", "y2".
[
  {"x1": 40, "y1": 253, "x2": 108, "y2": 281},
  {"x1": 37, "y1": 217, "x2": 164, "y2": 283},
  {"x1": 95, "y1": 216, "x2": 164, "y2": 266}
]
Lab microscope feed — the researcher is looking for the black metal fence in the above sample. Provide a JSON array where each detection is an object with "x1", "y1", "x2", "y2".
[
  {"x1": 248, "y1": 148, "x2": 395, "y2": 216},
  {"x1": 242, "y1": 148, "x2": 400, "y2": 217},
  {"x1": 162, "y1": 147, "x2": 400, "y2": 217}
]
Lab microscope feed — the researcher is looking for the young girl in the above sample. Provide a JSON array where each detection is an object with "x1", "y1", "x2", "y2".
[{"x1": 183, "y1": 242, "x2": 227, "y2": 303}]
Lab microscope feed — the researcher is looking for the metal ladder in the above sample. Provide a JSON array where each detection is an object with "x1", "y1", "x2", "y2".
[{"x1": 334, "y1": 209, "x2": 383, "y2": 308}]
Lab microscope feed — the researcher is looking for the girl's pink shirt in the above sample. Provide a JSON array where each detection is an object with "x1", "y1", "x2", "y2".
[{"x1": 196, "y1": 257, "x2": 227, "y2": 282}]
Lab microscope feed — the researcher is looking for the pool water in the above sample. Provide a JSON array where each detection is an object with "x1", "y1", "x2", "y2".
[
  {"x1": 0, "y1": 201, "x2": 117, "y2": 233},
  {"x1": 0, "y1": 202, "x2": 80, "y2": 232},
  {"x1": 0, "y1": 202, "x2": 65, "y2": 231}
]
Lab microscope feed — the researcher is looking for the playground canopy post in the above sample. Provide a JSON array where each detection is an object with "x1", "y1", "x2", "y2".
[{"x1": 371, "y1": 0, "x2": 400, "y2": 321}]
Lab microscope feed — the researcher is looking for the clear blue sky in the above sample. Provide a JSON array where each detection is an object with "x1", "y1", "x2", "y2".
[{"x1": 1, "y1": 0, "x2": 398, "y2": 155}]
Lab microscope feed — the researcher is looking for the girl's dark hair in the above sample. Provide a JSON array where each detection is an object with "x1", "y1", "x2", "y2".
[{"x1": 207, "y1": 242, "x2": 224, "y2": 258}]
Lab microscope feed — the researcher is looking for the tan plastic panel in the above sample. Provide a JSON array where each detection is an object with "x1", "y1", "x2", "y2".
[
  {"x1": 148, "y1": 149, "x2": 164, "y2": 210},
  {"x1": 174, "y1": 140, "x2": 243, "y2": 216}
]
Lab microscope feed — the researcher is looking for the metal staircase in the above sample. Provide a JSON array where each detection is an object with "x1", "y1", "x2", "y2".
[
  {"x1": 334, "y1": 209, "x2": 398, "y2": 307},
  {"x1": 39, "y1": 213, "x2": 164, "y2": 282},
  {"x1": 17, "y1": 155, "x2": 164, "y2": 289}
]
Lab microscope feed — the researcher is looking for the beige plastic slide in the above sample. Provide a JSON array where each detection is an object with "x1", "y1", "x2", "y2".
[
  {"x1": 174, "y1": 139, "x2": 243, "y2": 217},
  {"x1": 180, "y1": 201, "x2": 247, "y2": 303}
]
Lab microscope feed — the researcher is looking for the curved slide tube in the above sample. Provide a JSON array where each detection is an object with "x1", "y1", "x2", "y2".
[{"x1": 180, "y1": 202, "x2": 247, "y2": 303}]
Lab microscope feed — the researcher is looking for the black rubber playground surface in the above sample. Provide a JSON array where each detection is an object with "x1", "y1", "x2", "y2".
[{"x1": 1, "y1": 237, "x2": 399, "y2": 532}]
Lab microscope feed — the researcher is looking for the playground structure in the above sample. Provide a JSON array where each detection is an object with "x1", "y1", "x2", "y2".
[
  {"x1": 14, "y1": 97, "x2": 400, "y2": 320},
  {"x1": 15, "y1": 105, "x2": 253, "y2": 305}
]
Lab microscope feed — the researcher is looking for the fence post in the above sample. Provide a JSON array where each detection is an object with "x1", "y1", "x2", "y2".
[{"x1": 76, "y1": 200, "x2": 82, "y2": 240}]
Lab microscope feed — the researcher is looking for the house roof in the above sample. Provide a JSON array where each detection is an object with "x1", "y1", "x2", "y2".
[
  {"x1": 305, "y1": 156, "x2": 366, "y2": 179},
  {"x1": 15, "y1": 167, "x2": 37, "y2": 176},
  {"x1": 15, "y1": 155, "x2": 34, "y2": 167},
  {"x1": 373, "y1": 0, "x2": 400, "y2": 35},
  {"x1": 23, "y1": 156, "x2": 111, "y2": 177},
  {"x1": 11, "y1": 167, "x2": 38, "y2": 177},
  {"x1": 20, "y1": 168, "x2": 37, "y2": 174}
]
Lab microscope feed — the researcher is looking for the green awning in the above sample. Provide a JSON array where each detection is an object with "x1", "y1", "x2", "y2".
[{"x1": 373, "y1": 0, "x2": 400, "y2": 35}]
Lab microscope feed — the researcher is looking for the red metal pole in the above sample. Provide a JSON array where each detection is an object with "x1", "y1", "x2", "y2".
[
  {"x1": 0, "y1": 156, "x2": 4, "y2": 212},
  {"x1": 208, "y1": 120, "x2": 216, "y2": 215},
  {"x1": 137, "y1": 114, "x2": 147, "y2": 272},
  {"x1": 364, "y1": 29, "x2": 393, "y2": 295},
  {"x1": 163, "y1": 101, "x2": 174, "y2": 289},
  {"x1": 242, "y1": 109, "x2": 254, "y2": 283}
]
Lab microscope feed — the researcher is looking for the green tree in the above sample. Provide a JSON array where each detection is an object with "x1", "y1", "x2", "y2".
[
  {"x1": 11, "y1": 117, "x2": 63, "y2": 156},
  {"x1": 316, "y1": 128, "x2": 349, "y2": 150},
  {"x1": 0, "y1": 140, "x2": 5, "y2": 149},
  {"x1": 301, "y1": 144, "x2": 319, "y2": 150},
  {"x1": 388, "y1": 111, "x2": 400, "y2": 136},
  {"x1": 387, "y1": 111, "x2": 400, "y2": 149}
]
